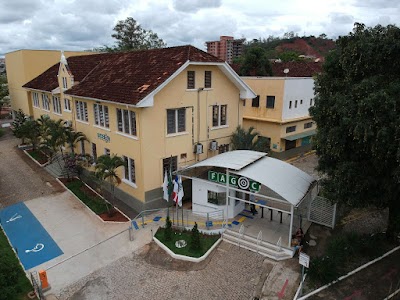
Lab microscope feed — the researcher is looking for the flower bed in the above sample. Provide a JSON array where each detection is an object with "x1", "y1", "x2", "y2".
[
  {"x1": 25, "y1": 149, "x2": 48, "y2": 165},
  {"x1": 58, "y1": 177, "x2": 129, "y2": 222},
  {"x1": 155, "y1": 227, "x2": 220, "y2": 258}
]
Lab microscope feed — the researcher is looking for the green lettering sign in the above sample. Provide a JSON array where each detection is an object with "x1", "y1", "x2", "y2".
[{"x1": 207, "y1": 171, "x2": 260, "y2": 192}]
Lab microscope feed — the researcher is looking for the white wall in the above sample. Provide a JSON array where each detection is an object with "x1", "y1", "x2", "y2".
[
  {"x1": 282, "y1": 78, "x2": 315, "y2": 121},
  {"x1": 192, "y1": 179, "x2": 244, "y2": 218}
]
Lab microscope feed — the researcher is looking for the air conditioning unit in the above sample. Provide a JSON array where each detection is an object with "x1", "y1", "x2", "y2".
[
  {"x1": 194, "y1": 143, "x2": 203, "y2": 154},
  {"x1": 209, "y1": 140, "x2": 218, "y2": 151}
]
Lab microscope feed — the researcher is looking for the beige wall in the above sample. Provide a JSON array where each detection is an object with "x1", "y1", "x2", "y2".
[
  {"x1": 242, "y1": 77, "x2": 285, "y2": 122},
  {"x1": 140, "y1": 65, "x2": 243, "y2": 192},
  {"x1": 25, "y1": 63, "x2": 245, "y2": 204},
  {"x1": 5, "y1": 50, "x2": 94, "y2": 115}
]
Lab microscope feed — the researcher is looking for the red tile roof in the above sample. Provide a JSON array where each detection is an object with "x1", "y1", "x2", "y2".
[
  {"x1": 271, "y1": 61, "x2": 322, "y2": 77},
  {"x1": 229, "y1": 61, "x2": 323, "y2": 77},
  {"x1": 23, "y1": 46, "x2": 224, "y2": 105}
]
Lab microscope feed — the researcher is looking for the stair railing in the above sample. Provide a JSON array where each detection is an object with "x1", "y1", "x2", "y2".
[
  {"x1": 238, "y1": 224, "x2": 245, "y2": 248},
  {"x1": 256, "y1": 230, "x2": 263, "y2": 253}
]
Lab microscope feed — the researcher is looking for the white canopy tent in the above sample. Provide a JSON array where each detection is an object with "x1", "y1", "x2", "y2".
[{"x1": 178, "y1": 150, "x2": 317, "y2": 248}]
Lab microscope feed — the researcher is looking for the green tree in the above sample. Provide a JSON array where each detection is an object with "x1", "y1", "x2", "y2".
[
  {"x1": 95, "y1": 154, "x2": 124, "y2": 215},
  {"x1": 111, "y1": 17, "x2": 166, "y2": 51},
  {"x1": 19, "y1": 119, "x2": 41, "y2": 150},
  {"x1": 310, "y1": 23, "x2": 400, "y2": 240},
  {"x1": 39, "y1": 118, "x2": 66, "y2": 164},
  {"x1": 230, "y1": 126, "x2": 270, "y2": 152},
  {"x1": 64, "y1": 125, "x2": 87, "y2": 155},
  {"x1": 0, "y1": 75, "x2": 9, "y2": 117},
  {"x1": 278, "y1": 51, "x2": 301, "y2": 62},
  {"x1": 239, "y1": 47, "x2": 272, "y2": 76}
]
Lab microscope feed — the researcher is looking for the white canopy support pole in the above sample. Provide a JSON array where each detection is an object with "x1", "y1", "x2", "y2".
[
  {"x1": 225, "y1": 168, "x2": 229, "y2": 227},
  {"x1": 288, "y1": 204, "x2": 294, "y2": 248}
]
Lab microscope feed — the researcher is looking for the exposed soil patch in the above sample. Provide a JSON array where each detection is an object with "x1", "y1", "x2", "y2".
[{"x1": 59, "y1": 177, "x2": 129, "y2": 223}]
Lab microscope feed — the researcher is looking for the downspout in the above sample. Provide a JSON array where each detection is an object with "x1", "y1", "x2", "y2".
[{"x1": 197, "y1": 87, "x2": 204, "y2": 161}]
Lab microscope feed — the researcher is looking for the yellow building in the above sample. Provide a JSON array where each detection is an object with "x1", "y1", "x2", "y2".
[
  {"x1": 242, "y1": 74, "x2": 317, "y2": 158},
  {"x1": 20, "y1": 46, "x2": 255, "y2": 212},
  {"x1": 5, "y1": 50, "x2": 95, "y2": 116}
]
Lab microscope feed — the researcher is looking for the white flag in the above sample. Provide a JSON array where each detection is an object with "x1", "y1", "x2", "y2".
[
  {"x1": 162, "y1": 171, "x2": 169, "y2": 201},
  {"x1": 177, "y1": 175, "x2": 184, "y2": 207}
]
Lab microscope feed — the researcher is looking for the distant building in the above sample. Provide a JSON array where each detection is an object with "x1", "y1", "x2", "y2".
[
  {"x1": 241, "y1": 61, "x2": 323, "y2": 158},
  {"x1": 205, "y1": 36, "x2": 245, "y2": 64}
]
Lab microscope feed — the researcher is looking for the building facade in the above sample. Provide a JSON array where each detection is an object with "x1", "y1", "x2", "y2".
[
  {"x1": 5, "y1": 50, "x2": 94, "y2": 116},
  {"x1": 242, "y1": 76, "x2": 316, "y2": 156},
  {"x1": 19, "y1": 46, "x2": 255, "y2": 212},
  {"x1": 205, "y1": 36, "x2": 245, "y2": 64}
]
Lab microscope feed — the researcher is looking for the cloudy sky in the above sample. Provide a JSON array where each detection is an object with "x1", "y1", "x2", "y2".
[{"x1": 1, "y1": 0, "x2": 399, "y2": 56}]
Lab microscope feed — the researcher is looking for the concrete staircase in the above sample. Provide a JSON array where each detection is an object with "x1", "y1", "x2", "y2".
[
  {"x1": 45, "y1": 154, "x2": 66, "y2": 178},
  {"x1": 222, "y1": 229, "x2": 293, "y2": 261}
]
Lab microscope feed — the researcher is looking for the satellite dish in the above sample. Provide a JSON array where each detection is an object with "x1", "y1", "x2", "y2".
[{"x1": 284, "y1": 68, "x2": 289, "y2": 74}]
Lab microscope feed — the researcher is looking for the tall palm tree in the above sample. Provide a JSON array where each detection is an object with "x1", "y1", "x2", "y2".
[
  {"x1": 94, "y1": 154, "x2": 124, "y2": 215},
  {"x1": 64, "y1": 125, "x2": 87, "y2": 155},
  {"x1": 230, "y1": 125, "x2": 270, "y2": 152}
]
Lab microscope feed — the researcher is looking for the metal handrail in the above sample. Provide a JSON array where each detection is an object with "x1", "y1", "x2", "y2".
[
  {"x1": 238, "y1": 224, "x2": 245, "y2": 248},
  {"x1": 276, "y1": 236, "x2": 282, "y2": 252},
  {"x1": 256, "y1": 230, "x2": 262, "y2": 253}
]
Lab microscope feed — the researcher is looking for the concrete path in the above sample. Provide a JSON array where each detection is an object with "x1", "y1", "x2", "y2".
[{"x1": 23, "y1": 191, "x2": 151, "y2": 295}]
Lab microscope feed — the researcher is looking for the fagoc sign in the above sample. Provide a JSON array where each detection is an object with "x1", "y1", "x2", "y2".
[{"x1": 208, "y1": 171, "x2": 260, "y2": 192}]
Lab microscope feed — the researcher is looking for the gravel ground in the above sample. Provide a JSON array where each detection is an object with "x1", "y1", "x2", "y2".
[
  {"x1": 289, "y1": 152, "x2": 322, "y2": 180},
  {"x1": 0, "y1": 128, "x2": 64, "y2": 209}
]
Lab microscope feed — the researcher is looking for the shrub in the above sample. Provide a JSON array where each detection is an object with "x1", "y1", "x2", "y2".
[
  {"x1": 190, "y1": 222, "x2": 201, "y2": 250},
  {"x1": 307, "y1": 256, "x2": 339, "y2": 285},
  {"x1": 164, "y1": 216, "x2": 172, "y2": 241}
]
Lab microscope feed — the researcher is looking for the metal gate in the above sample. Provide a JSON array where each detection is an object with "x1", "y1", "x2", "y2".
[
  {"x1": 30, "y1": 271, "x2": 45, "y2": 300},
  {"x1": 307, "y1": 196, "x2": 337, "y2": 228}
]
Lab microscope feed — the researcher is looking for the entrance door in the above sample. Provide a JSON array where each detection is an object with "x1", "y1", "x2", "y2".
[{"x1": 285, "y1": 139, "x2": 296, "y2": 150}]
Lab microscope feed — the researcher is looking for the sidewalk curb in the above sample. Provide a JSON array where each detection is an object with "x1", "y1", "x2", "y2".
[{"x1": 285, "y1": 150, "x2": 316, "y2": 164}]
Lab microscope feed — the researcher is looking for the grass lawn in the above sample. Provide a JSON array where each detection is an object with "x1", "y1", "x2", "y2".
[
  {"x1": 64, "y1": 179, "x2": 109, "y2": 215},
  {"x1": 0, "y1": 228, "x2": 34, "y2": 300},
  {"x1": 26, "y1": 149, "x2": 48, "y2": 165},
  {"x1": 155, "y1": 227, "x2": 220, "y2": 258}
]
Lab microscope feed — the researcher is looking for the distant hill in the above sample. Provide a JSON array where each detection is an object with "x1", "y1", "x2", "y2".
[
  {"x1": 243, "y1": 36, "x2": 336, "y2": 61},
  {"x1": 275, "y1": 36, "x2": 336, "y2": 60}
]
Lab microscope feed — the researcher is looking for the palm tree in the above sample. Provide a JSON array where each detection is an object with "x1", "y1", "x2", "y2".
[
  {"x1": 19, "y1": 118, "x2": 41, "y2": 150},
  {"x1": 230, "y1": 125, "x2": 270, "y2": 152},
  {"x1": 39, "y1": 119, "x2": 66, "y2": 164},
  {"x1": 94, "y1": 154, "x2": 125, "y2": 215},
  {"x1": 64, "y1": 126, "x2": 87, "y2": 155}
]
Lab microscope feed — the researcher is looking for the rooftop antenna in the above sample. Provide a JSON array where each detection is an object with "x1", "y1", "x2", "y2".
[{"x1": 284, "y1": 68, "x2": 289, "y2": 77}]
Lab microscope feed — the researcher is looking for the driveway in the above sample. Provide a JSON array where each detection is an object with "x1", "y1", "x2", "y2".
[
  {"x1": 0, "y1": 132, "x2": 64, "y2": 209},
  {"x1": 0, "y1": 132, "x2": 145, "y2": 294}
]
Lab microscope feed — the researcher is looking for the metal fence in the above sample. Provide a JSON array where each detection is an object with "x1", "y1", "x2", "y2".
[{"x1": 131, "y1": 207, "x2": 225, "y2": 232}]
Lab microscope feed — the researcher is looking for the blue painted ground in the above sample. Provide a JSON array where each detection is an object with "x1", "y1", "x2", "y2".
[{"x1": 0, "y1": 202, "x2": 63, "y2": 270}]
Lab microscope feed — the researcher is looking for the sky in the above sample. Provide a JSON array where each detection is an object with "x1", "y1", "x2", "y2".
[{"x1": 1, "y1": 0, "x2": 399, "y2": 56}]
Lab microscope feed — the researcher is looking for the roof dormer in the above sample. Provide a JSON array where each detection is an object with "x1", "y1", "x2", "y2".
[{"x1": 58, "y1": 51, "x2": 74, "y2": 91}]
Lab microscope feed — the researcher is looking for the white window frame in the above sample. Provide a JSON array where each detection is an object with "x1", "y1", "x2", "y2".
[
  {"x1": 212, "y1": 104, "x2": 227, "y2": 128},
  {"x1": 32, "y1": 92, "x2": 40, "y2": 108},
  {"x1": 64, "y1": 98, "x2": 71, "y2": 111},
  {"x1": 62, "y1": 77, "x2": 68, "y2": 89},
  {"x1": 94, "y1": 103, "x2": 109, "y2": 128},
  {"x1": 75, "y1": 100, "x2": 88, "y2": 122},
  {"x1": 123, "y1": 156, "x2": 136, "y2": 186},
  {"x1": 52, "y1": 96, "x2": 61, "y2": 114},
  {"x1": 167, "y1": 108, "x2": 186, "y2": 135},
  {"x1": 116, "y1": 108, "x2": 137, "y2": 136},
  {"x1": 42, "y1": 94, "x2": 50, "y2": 111}
]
